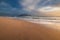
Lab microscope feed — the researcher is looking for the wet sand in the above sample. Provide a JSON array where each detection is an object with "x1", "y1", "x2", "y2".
[{"x1": 0, "y1": 17, "x2": 60, "y2": 40}]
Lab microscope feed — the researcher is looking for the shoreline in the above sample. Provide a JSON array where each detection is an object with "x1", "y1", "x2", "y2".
[
  {"x1": 0, "y1": 17, "x2": 60, "y2": 30},
  {"x1": 0, "y1": 17, "x2": 60, "y2": 40}
]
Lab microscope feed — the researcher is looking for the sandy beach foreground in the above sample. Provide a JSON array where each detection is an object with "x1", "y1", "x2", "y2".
[{"x1": 0, "y1": 17, "x2": 60, "y2": 40}]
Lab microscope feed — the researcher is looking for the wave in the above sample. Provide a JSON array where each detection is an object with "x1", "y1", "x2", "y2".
[{"x1": 4, "y1": 16, "x2": 60, "y2": 24}]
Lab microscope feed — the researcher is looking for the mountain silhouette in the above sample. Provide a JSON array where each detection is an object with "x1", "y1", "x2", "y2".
[{"x1": 17, "y1": 14, "x2": 31, "y2": 17}]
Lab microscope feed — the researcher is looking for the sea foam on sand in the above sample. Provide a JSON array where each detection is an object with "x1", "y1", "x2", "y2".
[
  {"x1": 17, "y1": 17, "x2": 60, "y2": 30},
  {"x1": 1, "y1": 17, "x2": 60, "y2": 30}
]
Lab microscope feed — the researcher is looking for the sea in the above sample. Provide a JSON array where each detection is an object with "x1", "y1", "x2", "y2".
[
  {"x1": 19, "y1": 16, "x2": 60, "y2": 30},
  {"x1": 6, "y1": 16, "x2": 60, "y2": 30},
  {"x1": 13, "y1": 16, "x2": 60, "y2": 24}
]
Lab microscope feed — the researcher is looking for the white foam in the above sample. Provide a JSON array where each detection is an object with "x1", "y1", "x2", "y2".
[
  {"x1": 20, "y1": 18, "x2": 60, "y2": 30},
  {"x1": 4, "y1": 17, "x2": 60, "y2": 30}
]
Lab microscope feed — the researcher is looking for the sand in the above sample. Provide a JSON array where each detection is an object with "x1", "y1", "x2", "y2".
[{"x1": 0, "y1": 17, "x2": 60, "y2": 40}]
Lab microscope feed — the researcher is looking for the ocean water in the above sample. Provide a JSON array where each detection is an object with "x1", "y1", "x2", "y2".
[
  {"x1": 8, "y1": 16, "x2": 59, "y2": 24},
  {"x1": 16, "y1": 16, "x2": 60, "y2": 30},
  {"x1": 6, "y1": 16, "x2": 60, "y2": 30},
  {"x1": 16, "y1": 16, "x2": 60, "y2": 23}
]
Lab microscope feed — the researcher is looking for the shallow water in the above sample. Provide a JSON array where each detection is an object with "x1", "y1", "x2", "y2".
[
  {"x1": 2, "y1": 16, "x2": 60, "y2": 30},
  {"x1": 17, "y1": 16, "x2": 60, "y2": 30}
]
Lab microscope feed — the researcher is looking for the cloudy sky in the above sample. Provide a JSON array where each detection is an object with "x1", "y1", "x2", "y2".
[{"x1": 0, "y1": 0, "x2": 60, "y2": 16}]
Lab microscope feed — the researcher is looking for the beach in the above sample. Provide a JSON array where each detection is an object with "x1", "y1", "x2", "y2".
[{"x1": 0, "y1": 17, "x2": 60, "y2": 40}]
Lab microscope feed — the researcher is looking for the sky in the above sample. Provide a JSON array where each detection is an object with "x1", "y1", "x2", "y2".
[
  {"x1": 0, "y1": 0, "x2": 21, "y2": 8},
  {"x1": 0, "y1": 0, "x2": 60, "y2": 16}
]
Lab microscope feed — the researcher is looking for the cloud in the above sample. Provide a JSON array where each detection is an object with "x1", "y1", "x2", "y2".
[
  {"x1": 21, "y1": 0, "x2": 54, "y2": 11},
  {"x1": 0, "y1": 2, "x2": 12, "y2": 13},
  {"x1": 20, "y1": 0, "x2": 60, "y2": 17},
  {"x1": 38, "y1": 6, "x2": 60, "y2": 12},
  {"x1": 20, "y1": 0, "x2": 53, "y2": 16},
  {"x1": 21, "y1": 0, "x2": 40, "y2": 11},
  {"x1": 0, "y1": 2, "x2": 19, "y2": 12},
  {"x1": 0, "y1": 2, "x2": 22, "y2": 16}
]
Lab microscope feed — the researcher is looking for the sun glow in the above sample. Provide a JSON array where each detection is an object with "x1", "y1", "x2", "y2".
[{"x1": 38, "y1": 6, "x2": 60, "y2": 12}]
